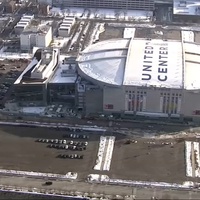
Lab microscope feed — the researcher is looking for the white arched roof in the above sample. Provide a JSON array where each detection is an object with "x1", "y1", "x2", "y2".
[
  {"x1": 77, "y1": 39, "x2": 129, "y2": 86},
  {"x1": 77, "y1": 38, "x2": 200, "y2": 90}
]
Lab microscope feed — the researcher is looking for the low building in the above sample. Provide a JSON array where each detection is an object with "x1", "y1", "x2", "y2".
[
  {"x1": 48, "y1": 56, "x2": 77, "y2": 106},
  {"x1": 14, "y1": 48, "x2": 60, "y2": 105},
  {"x1": 20, "y1": 25, "x2": 52, "y2": 51},
  {"x1": 14, "y1": 15, "x2": 34, "y2": 34},
  {"x1": 58, "y1": 16, "x2": 75, "y2": 37}
]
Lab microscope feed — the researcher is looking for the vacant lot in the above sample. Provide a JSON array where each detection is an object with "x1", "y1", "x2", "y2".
[{"x1": 111, "y1": 137, "x2": 186, "y2": 183}]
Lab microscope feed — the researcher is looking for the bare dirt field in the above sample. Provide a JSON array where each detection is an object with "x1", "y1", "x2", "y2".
[
  {"x1": 0, "y1": 125, "x2": 189, "y2": 184},
  {"x1": 110, "y1": 137, "x2": 186, "y2": 183}
]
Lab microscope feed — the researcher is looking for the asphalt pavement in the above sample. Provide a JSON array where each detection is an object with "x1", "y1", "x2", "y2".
[{"x1": 0, "y1": 176, "x2": 199, "y2": 199}]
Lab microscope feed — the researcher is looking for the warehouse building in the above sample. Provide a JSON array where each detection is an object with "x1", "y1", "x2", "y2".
[
  {"x1": 20, "y1": 24, "x2": 52, "y2": 51},
  {"x1": 76, "y1": 33, "x2": 200, "y2": 121}
]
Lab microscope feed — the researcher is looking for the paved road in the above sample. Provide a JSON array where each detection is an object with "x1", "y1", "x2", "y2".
[{"x1": 0, "y1": 176, "x2": 200, "y2": 199}]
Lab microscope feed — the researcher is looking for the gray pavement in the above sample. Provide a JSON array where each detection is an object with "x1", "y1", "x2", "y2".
[{"x1": 0, "y1": 176, "x2": 200, "y2": 199}]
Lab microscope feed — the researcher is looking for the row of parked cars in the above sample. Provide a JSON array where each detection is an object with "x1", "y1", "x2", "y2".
[
  {"x1": 47, "y1": 144, "x2": 87, "y2": 151},
  {"x1": 57, "y1": 154, "x2": 84, "y2": 159},
  {"x1": 36, "y1": 139, "x2": 88, "y2": 146},
  {"x1": 63, "y1": 133, "x2": 89, "y2": 139},
  {"x1": 55, "y1": 127, "x2": 82, "y2": 132}
]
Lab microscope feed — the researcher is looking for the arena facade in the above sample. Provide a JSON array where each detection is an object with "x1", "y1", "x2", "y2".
[{"x1": 77, "y1": 37, "x2": 200, "y2": 121}]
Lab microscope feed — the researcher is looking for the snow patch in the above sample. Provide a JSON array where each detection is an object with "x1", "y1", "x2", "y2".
[
  {"x1": 49, "y1": 7, "x2": 152, "y2": 21},
  {"x1": 103, "y1": 136, "x2": 115, "y2": 171},
  {"x1": 181, "y1": 31, "x2": 194, "y2": 42},
  {"x1": 94, "y1": 136, "x2": 107, "y2": 171},
  {"x1": 87, "y1": 174, "x2": 194, "y2": 190},
  {"x1": 21, "y1": 107, "x2": 46, "y2": 114},
  {"x1": 185, "y1": 141, "x2": 193, "y2": 177},
  {"x1": 123, "y1": 28, "x2": 136, "y2": 39},
  {"x1": 94, "y1": 136, "x2": 115, "y2": 171},
  {"x1": 194, "y1": 142, "x2": 200, "y2": 177},
  {"x1": 0, "y1": 169, "x2": 77, "y2": 180},
  {"x1": 0, "y1": 51, "x2": 31, "y2": 60},
  {"x1": 0, "y1": 121, "x2": 107, "y2": 132}
]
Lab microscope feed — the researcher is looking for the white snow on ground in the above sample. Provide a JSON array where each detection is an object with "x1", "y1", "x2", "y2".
[
  {"x1": 51, "y1": 37, "x2": 69, "y2": 48},
  {"x1": 123, "y1": 28, "x2": 136, "y2": 38},
  {"x1": 94, "y1": 136, "x2": 107, "y2": 170},
  {"x1": 0, "y1": 121, "x2": 107, "y2": 132},
  {"x1": 0, "y1": 169, "x2": 77, "y2": 180},
  {"x1": 185, "y1": 141, "x2": 193, "y2": 177},
  {"x1": 94, "y1": 136, "x2": 115, "y2": 171},
  {"x1": 162, "y1": 25, "x2": 200, "y2": 32},
  {"x1": 49, "y1": 7, "x2": 152, "y2": 21},
  {"x1": 50, "y1": 7, "x2": 84, "y2": 18},
  {"x1": 181, "y1": 31, "x2": 194, "y2": 42},
  {"x1": 0, "y1": 49, "x2": 31, "y2": 60},
  {"x1": 81, "y1": 127, "x2": 106, "y2": 132},
  {"x1": 20, "y1": 107, "x2": 46, "y2": 114},
  {"x1": 86, "y1": 23, "x2": 100, "y2": 47},
  {"x1": 89, "y1": 23, "x2": 105, "y2": 44},
  {"x1": 193, "y1": 142, "x2": 200, "y2": 177},
  {"x1": 88, "y1": 174, "x2": 110, "y2": 182},
  {"x1": 103, "y1": 136, "x2": 115, "y2": 171},
  {"x1": 71, "y1": 30, "x2": 80, "y2": 46},
  {"x1": 108, "y1": 23, "x2": 155, "y2": 28},
  {"x1": 87, "y1": 174, "x2": 194, "y2": 190}
]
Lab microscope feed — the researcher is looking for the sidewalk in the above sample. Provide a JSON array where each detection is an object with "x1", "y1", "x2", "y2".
[{"x1": 0, "y1": 176, "x2": 198, "y2": 199}]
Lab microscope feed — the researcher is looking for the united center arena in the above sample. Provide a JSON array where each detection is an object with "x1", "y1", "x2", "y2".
[{"x1": 77, "y1": 37, "x2": 200, "y2": 121}]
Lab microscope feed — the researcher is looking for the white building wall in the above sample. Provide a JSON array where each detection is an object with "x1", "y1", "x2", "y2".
[
  {"x1": 29, "y1": 34, "x2": 37, "y2": 48},
  {"x1": 36, "y1": 27, "x2": 52, "y2": 48},
  {"x1": 20, "y1": 34, "x2": 37, "y2": 50},
  {"x1": 103, "y1": 87, "x2": 125, "y2": 112},
  {"x1": 45, "y1": 26, "x2": 52, "y2": 47},
  {"x1": 20, "y1": 34, "x2": 30, "y2": 50},
  {"x1": 36, "y1": 34, "x2": 46, "y2": 48},
  {"x1": 181, "y1": 90, "x2": 200, "y2": 117},
  {"x1": 58, "y1": 28, "x2": 70, "y2": 37}
]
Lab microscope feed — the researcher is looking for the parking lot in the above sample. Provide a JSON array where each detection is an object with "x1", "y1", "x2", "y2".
[
  {"x1": 0, "y1": 59, "x2": 29, "y2": 105},
  {"x1": 0, "y1": 124, "x2": 192, "y2": 184},
  {"x1": 0, "y1": 125, "x2": 100, "y2": 180}
]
